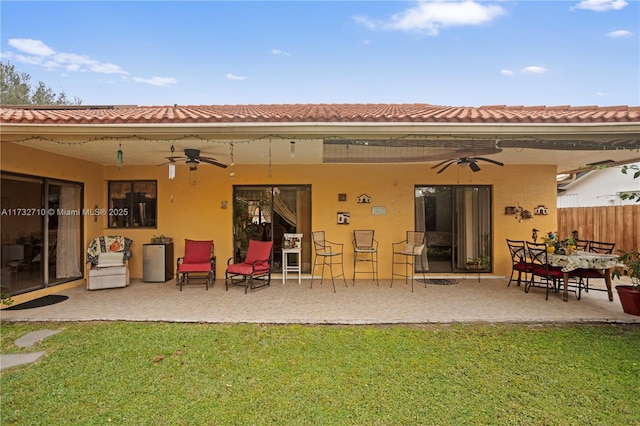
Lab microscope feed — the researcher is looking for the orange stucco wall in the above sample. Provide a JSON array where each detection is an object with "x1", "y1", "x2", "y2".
[{"x1": 2, "y1": 143, "x2": 559, "y2": 293}]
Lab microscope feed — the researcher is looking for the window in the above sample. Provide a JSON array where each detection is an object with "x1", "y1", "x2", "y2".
[{"x1": 108, "y1": 180, "x2": 157, "y2": 228}]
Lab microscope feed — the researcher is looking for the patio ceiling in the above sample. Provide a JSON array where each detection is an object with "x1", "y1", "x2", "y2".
[{"x1": 1, "y1": 103, "x2": 639, "y2": 174}]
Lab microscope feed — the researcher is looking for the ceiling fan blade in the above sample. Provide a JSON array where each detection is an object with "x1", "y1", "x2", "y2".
[
  {"x1": 199, "y1": 157, "x2": 228, "y2": 168},
  {"x1": 437, "y1": 161, "x2": 456, "y2": 174},
  {"x1": 431, "y1": 159, "x2": 454, "y2": 169},
  {"x1": 164, "y1": 156, "x2": 183, "y2": 162},
  {"x1": 473, "y1": 157, "x2": 504, "y2": 167},
  {"x1": 469, "y1": 161, "x2": 481, "y2": 172}
]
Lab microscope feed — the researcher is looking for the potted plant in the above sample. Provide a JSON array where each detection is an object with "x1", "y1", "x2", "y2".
[
  {"x1": 612, "y1": 249, "x2": 640, "y2": 316},
  {"x1": 467, "y1": 255, "x2": 490, "y2": 271}
]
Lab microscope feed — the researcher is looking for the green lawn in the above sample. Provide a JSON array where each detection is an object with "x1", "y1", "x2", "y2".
[{"x1": 1, "y1": 322, "x2": 639, "y2": 425}]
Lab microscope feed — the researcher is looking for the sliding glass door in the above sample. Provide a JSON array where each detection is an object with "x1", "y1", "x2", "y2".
[
  {"x1": 233, "y1": 185, "x2": 311, "y2": 273},
  {"x1": 415, "y1": 185, "x2": 493, "y2": 273},
  {"x1": 1, "y1": 173, "x2": 83, "y2": 295}
]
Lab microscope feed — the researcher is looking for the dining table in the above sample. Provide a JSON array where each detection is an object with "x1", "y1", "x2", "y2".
[{"x1": 547, "y1": 251, "x2": 620, "y2": 302}]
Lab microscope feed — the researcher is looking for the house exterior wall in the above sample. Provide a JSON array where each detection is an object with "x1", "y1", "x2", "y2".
[
  {"x1": 2, "y1": 143, "x2": 559, "y2": 288},
  {"x1": 557, "y1": 163, "x2": 640, "y2": 207}
]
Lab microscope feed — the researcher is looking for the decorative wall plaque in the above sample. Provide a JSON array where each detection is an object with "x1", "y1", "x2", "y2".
[{"x1": 357, "y1": 194, "x2": 371, "y2": 203}]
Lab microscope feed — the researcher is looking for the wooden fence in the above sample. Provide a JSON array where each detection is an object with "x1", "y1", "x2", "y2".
[{"x1": 557, "y1": 205, "x2": 640, "y2": 253}]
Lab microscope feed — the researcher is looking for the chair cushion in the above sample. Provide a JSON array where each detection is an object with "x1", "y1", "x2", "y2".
[
  {"x1": 86, "y1": 236, "x2": 133, "y2": 265},
  {"x1": 514, "y1": 261, "x2": 532, "y2": 272},
  {"x1": 178, "y1": 262, "x2": 211, "y2": 273},
  {"x1": 245, "y1": 240, "x2": 273, "y2": 264},
  {"x1": 97, "y1": 252, "x2": 124, "y2": 267},
  {"x1": 183, "y1": 240, "x2": 213, "y2": 264},
  {"x1": 228, "y1": 263, "x2": 270, "y2": 275},
  {"x1": 576, "y1": 268, "x2": 605, "y2": 278},
  {"x1": 531, "y1": 264, "x2": 565, "y2": 279}
]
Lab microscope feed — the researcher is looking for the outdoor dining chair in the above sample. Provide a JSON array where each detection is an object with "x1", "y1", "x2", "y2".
[
  {"x1": 352, "y1": 229, "x2": 379, "y2": 285},
  {"x1": 574, "y1": 240, "x2": 616, "y2": 298},
  {"x1": 390, "y1": 231, "x2": 427, "y2": 292},
  {"x1": 311, "y1": 231, "x2": 347, "y2": 292},
  {"x1": 506, "y1": 239, "x2": 531, "y2": 287},
  {"x1": 526, "y1": 241, "x2": 577, "y2": 300},
  {"x1": 574, "y1": 239, "x2": 589, "y2": 251},
  {"x1": 588, "y1": 240, "x2": 615, "y2": 254}
]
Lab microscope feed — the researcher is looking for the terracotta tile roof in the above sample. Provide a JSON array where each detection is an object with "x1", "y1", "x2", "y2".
[{"x1": 1, "y1": 103, "x2": 640, "y2": 125}]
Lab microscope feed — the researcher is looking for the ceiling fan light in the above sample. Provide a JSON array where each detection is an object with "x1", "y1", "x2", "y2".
[{"x1": 186, "y1": 159, "x2": 199, "y2": 170}]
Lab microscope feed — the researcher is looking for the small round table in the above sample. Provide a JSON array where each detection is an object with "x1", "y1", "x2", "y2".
[{"x1": 282, "y1": 247, "x2": 302, "y2": 284}]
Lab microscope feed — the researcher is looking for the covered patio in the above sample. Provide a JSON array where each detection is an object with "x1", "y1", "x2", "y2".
[{"x1": 2, "y1": 277, "x2": 638, "y2": 324}]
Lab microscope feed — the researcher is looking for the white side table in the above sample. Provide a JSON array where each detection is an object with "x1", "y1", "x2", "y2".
[{"x1": 282, "y1": 248, "x2": 302, "y2": 284}]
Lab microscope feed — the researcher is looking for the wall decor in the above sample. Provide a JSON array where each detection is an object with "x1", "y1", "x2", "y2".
[
  {"x1": 371, "y1": 206, "x2": 387, "y2": 215},
  {"x1": 534, "y1": 205, "x2": 548, "y2": 215},
  {"x1": 337, "y1": 212, "x2": 350, "y2": 224},
  {"x1": 338, "y1": 193, "x2": 347, "y2": 202},
  {"x1": 357, "y1": 194, "x2": 371, "y2": 203},
  {"x1": 505, "y1": 206, "x2": 517, "y2": 215}
]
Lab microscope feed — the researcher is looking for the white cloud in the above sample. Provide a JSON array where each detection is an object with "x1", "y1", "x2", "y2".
[
  {"x1": 8, "y1": 38, "x2": 56, "y2": 56},
  {"x1": 521, "y1": 66, "x2": 548, "y2": 74},
  {"x1": 272, "y1": 49, "x2": 290, "y2": 56},
  {"x1": 226, "y1": 73, "x2": 246, "y2": 80},
  {"x1": 572, "y1": 0, "x2": 628, "y2": 12},
  {"x1": 6, "y1": 38, "x2": 129, "y2": 75},
  {"x1": 500, "y1": 69, "x2": 514, "y2": 76},
  {"x1": 132, "y1": 76, "x2": 178, "y2": 87},
  {"x1": 606, "y1": 29, "x2": 633, "y2": 38},
  {"x1": 3, "y1": 38, "x2": 184, "y2": 89},
  {"x1": 354, "y1": 0, "x2": 506, "y2": 36}
]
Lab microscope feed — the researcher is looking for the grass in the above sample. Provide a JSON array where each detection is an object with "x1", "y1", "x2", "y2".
[{"x1": 1, "y1": 322, "x2": 639, "y2": 425}]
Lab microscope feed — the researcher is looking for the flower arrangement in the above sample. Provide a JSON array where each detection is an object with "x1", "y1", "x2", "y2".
[
  {"x1": 542, "y1": 231, "x2": 576, "y2": 254},
  {"x1": 542, "y1": 231, "x2": 557, "y2": 246}
]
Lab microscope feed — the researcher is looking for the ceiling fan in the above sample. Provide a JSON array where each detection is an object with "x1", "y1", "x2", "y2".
[
  {"x1": 163, "y1": 148, "x2": 227, "y2": 170},
  {"x1": 431, "y1": 157, "x2": 504, "y2": 174}
]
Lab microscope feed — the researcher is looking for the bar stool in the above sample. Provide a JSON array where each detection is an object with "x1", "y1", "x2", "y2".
[
  {"x1": 282, "y1": 233, "x2": 303, "y2": 284},
  {"x1": 352, "y1": 230, "x2": 379, "y2": 285}
]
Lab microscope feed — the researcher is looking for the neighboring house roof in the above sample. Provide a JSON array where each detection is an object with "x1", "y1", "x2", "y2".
[{"x1": 2, "y1": 103, "x2": 640, "y2": 125}]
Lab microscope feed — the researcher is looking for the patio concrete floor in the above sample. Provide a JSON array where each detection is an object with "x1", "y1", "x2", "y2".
[{"x1": 1, "y1": 276, "x2": 639, "y2": 324}]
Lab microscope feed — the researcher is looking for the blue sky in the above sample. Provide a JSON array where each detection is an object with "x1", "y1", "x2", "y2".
[{"x1": 1, "y1": 0, "x2": 638, "y2": 107}]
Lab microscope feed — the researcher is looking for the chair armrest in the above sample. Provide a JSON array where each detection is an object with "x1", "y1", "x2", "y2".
[{"x1": 325, "y1": 240, "x2": 344, "y2": 253}]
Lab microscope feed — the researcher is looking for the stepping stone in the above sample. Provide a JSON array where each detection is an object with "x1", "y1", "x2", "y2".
[
  {"x1": 0, "y1": 352, "x2": 46, "y2": 370},
  {"x1": 14, "y1": 330, "x2": 61, "y2": 348}
]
